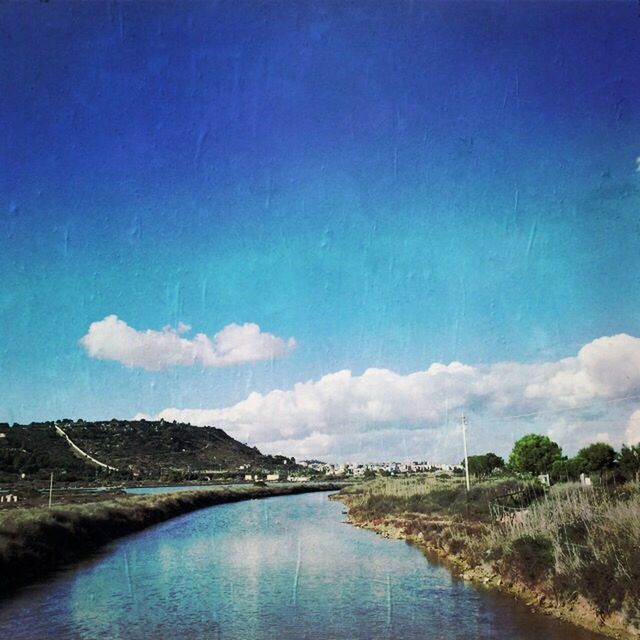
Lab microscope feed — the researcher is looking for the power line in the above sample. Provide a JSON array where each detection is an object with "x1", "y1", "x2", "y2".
[{"x1": 477, "y1": 392, "x2": 640, "y2": 424}]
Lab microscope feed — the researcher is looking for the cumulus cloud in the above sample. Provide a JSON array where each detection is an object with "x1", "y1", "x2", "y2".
[
  {"x1": 255, "y1": 432, "x2": 338, "y2": 460},
  {"x1": 525, "y1": 334, "x2": 640, "y2": 406},
  {"x1": 137, "y1": 333, "x2": 640, "y2": 460},
  {"x1": 626, "y1": 410, "x2": 640, "y2": 445},
  {"x1": 81, "y1": 315, "x2": 296, "y2": 370}
]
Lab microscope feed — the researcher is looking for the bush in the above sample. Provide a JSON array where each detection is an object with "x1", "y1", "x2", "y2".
[
  {"x1": 487, "y1": 484, "x2": 640, "y2": 622},
  {"x1": 575, "y1": 551, "x2": 625, "y2": 619},
  {"x1": 349, "y1": 478, "x2": 541, "y2": 522},
  {"x1": 504, "y1": 534, "x2": 554, "y2": 585}
]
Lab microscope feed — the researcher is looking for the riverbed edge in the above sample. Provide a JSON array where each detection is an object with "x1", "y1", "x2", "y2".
[
  {"x1": 0, "y1": 483, "x2": 342, "y2": 599},
  {"x1": 331, "y1": 493, "x2": 635, "y2": 640}
]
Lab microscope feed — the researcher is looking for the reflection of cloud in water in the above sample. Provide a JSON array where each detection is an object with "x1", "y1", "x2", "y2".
[{"x1": 0, "y1": 493, "x2": 603, "y2": 640}]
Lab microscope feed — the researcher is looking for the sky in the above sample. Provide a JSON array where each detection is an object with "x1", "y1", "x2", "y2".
[{"x1": 1, "y1": 1, "x2": 640, "y2": 463}]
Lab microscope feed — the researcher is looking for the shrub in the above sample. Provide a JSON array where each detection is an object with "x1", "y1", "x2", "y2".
[
  {"x1": 575, "y1": 551, "x2": 625, "y2": 619},
  {"x1": 504, "y1": 534, "x2": 554, "y2": 585}
]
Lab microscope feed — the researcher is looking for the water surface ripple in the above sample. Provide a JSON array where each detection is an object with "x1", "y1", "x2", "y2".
[{"x1": 0, "y1": 491, "x2": 602, "y2": 639}]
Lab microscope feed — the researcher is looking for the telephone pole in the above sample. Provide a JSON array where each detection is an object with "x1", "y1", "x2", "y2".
[
  {"x1": 48, "y1": 472, "x2": 54, "y2": 508},
  {"x1": 461, "y1": 414, "x2": 470, "y2": 492}
]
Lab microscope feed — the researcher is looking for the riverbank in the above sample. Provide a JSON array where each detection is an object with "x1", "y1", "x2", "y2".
[
  {"x1": 0, "y1": 482, "x2": 342, "y2": 598},
  {"x1": 334, "y1": 478, "x2": 640, "y2": 640}
]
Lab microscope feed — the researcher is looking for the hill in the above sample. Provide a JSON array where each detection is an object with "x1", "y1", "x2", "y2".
[{"x1": 0, "y1": 419, "x2": 296, "y2": 484}]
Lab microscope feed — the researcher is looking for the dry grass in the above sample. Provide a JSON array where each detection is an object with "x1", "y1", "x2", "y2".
[
  {"x1": 342, "y1": 474, "x2": 464, "y2": 498},
  {"x1": 483, "y1": 483, "x2": 640, "y2": 622},
  {"x1": 343, "y1": 474, "x2": 538, "y2": 521},
  {"x1": 342, "y1": 476, "x2": 640, "y2": 629}
]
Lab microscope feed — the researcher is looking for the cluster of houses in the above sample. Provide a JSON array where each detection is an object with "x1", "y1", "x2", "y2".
[
  {"x1": 243, "y1": 473, "x2": 311, "y2": 483},
  {"x1": 298, "y1": 460, "x2": 463, "y2": 477},
  {"x1": 240, "y1": 459, "x2": 463, "y2": 483}
]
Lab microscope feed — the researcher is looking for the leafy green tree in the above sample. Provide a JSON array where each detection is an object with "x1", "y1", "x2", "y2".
[
  {"x1": 618, "y1": 444, "x2": 640, "y2": 482},
  {"x1": 577, "y1": 442, "x2": 616, "y2": 474},
  {"x1": 508, "y1": 434, "x2": 562, "y2": 475},
  {"x1": 550, "y1": 456, "x2": 586, "y2": 482},
  {"x1": 485, "y1": 452, "x2": 505, "y2": 473},
  {"x1": 463, "y1": 453, "x2": 505, "y2": 479}
]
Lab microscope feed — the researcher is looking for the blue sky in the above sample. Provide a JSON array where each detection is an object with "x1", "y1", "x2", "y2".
[{"x1": 2, "y1": 1, "x2": 640, "y2": 461}]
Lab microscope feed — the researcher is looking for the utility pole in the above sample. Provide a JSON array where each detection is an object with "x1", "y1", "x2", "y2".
[
  {"x1": 48, "y1": 472, "x2": 54, "y2": 508},
  {"x1": 461, "y1": 414, "x2": 470, "y2": 492}
]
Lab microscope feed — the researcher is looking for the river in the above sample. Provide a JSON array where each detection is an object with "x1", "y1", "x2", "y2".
[
  {"x1": 0, "y1": 491, "x2": 602, "y2": 639},
  {"x1": 124, "y1": 484, "x2": 250, "y2": 495}
]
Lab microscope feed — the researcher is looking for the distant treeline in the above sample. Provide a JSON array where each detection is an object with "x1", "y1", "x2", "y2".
[{"x1": 461, "y1": 433, "x2": 640, "y2": 484}]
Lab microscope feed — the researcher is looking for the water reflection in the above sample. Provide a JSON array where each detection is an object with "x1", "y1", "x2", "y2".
[
  {"x1": 0, "y1": 492, "x2": 603, "y2": 639},
  {"x1": 123, "y1": 484, "x2": 249, "y2": 495}
]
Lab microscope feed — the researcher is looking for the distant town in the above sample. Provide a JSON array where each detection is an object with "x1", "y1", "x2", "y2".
[
  {"x1": 244, "y1": 459, "x2": 464, "y2": 483},
  {"x1": 0, "y1": 420, "x2": 465, "y2": 492}
]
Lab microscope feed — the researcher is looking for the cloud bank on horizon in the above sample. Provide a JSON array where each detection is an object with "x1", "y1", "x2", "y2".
[
  {"x1": 135, "y1": 333, "x2": 640, "y2": 461},
  {"x1": 81, "y1": 315, "x2": 296, "y2": 371}
]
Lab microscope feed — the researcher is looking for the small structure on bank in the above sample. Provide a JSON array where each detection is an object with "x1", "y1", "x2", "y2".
[
  {"x1": 537, "y1": 473, "x2": 550, "y2": 486},
  {"x1": 580, "y1": 473, "x2": 592, "y2": 487}
]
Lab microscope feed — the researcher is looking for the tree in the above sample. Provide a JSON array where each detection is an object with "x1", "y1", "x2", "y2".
[
  {"x1": 550, "y1": 456, "x2": 586, "y2": 482},
  {"x1": 576, "y1": 442, "x2": 616, "y2": 474},
  {"x1": 463, "y1": 453, "x2": 505, "y2": 479},
  {"x1": 508, "y1": 434, "x2": 562, "y2": 475},
  {"x1": 618, "y1": 444, "x2": 640, "y2": 482},
  {"x1": 485, "y1": 452, "x2": 505, "y2": 473}
]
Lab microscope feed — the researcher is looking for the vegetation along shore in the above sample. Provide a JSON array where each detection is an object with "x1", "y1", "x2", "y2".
[
  {"x1": 335, "y1": 435, "x2": 640, "y2": 640},
  {"x1": 0, "y1": 482, "x2": 342, "y2": 598}
]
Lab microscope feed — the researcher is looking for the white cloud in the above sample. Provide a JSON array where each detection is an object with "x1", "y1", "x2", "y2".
[
  {"x1": 546, "y1": 417, "x2": 615, "y2": 453},
  {"x1": 138, "y1": 333, "x2": 640, "y2": 461},
  {"x1": 626, "y1": 410, "x2": 640, "y2": 445},
  {"x1": 256, "y1": 432, "x2": 338, "y2": 460},
  {"x1": 526, "y1": 334, "x2": 640, "y2": 405},
  {"x1": 81, "y1": 315, "x2": 296, "y2": 370}
]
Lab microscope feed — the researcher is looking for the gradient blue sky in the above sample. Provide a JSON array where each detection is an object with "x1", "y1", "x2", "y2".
[{"x1": 2, "y1": 1, "x2": 640, "y2": 460}]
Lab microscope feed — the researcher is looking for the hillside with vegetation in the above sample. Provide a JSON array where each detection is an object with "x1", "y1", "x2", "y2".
[{"x1": 0, "y1": 419, "x2": 296, "y2": 484}]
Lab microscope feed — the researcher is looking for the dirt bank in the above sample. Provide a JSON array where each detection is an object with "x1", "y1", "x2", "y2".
[{"x1": 333, "y1": 492, "x2": 636, "y2": 640}]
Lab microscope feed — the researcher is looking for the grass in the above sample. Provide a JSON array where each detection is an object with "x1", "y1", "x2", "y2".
[
  {"x1": 0, "y1": 482, "x2": 341, "y2": 598},
  {"x1": 483, "y1": 482, "x2": 640, "y2": 624},
  {"x1": 344, "y1": 475, "x2": 541, "y2": 521},
  {"x1": 339, "y1": 475, "x2": 640, "y2": 634}
]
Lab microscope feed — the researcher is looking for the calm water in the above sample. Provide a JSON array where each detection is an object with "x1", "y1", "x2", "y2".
[
  {"x1": 124, "y1": 484, "x2": 250, "y2": 495},
  {"x1": 0, "y1": 492, "x2": 602, "y2": 640}
]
